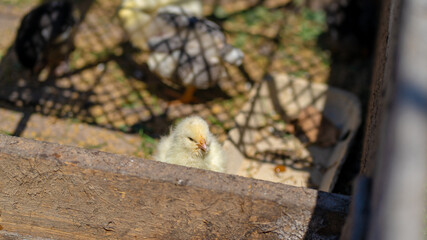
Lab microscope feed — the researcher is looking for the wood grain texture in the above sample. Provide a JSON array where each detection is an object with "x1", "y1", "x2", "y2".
[{"x1": 0, "y1": 134, "x2": 349, "y2": 239}]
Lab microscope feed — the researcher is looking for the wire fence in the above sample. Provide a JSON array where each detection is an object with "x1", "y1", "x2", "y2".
[{"x1": 0, "y1": 0, "x2": 357, "y2": 189}]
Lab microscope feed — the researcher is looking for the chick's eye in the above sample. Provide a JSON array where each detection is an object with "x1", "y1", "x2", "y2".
[{"x1": 188, "y1": 137, "x2": 195, "y2": 142}]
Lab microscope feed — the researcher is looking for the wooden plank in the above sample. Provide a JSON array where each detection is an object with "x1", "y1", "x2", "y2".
[{"x1": 0, "y1": 134, "x2": 349, "y2": 239}]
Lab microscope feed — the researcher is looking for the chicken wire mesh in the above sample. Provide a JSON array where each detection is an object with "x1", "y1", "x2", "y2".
[
  {"x1": 0, "y1": 0, "x2": 355, "y2": 188},
  {"x1": 224, "y1": 73, "x2": 360, "y2": 190}
]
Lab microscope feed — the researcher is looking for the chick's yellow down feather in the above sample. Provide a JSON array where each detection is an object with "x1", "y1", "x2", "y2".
[{"x1": 155, "y1": 116, "x2": 225, "y2": 172}]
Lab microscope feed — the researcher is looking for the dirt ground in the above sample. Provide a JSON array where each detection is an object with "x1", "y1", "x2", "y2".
[{"x1": 0, "y1": 0, "x2": 377, "y2": 194}]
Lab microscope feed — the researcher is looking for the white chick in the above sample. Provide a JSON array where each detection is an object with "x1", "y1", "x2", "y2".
[
  {"x1": 118, "y1": 0, "x2": 202, "y2": 50},
  {"x1": 155, "y1": 116, "x2": 225, "y2": 172},
  {"x1": 146, "y1": 10, "x2": 244, "y2": 103}
]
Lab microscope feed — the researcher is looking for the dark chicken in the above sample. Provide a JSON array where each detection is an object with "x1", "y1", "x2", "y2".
[{"x1": 14, "y1": 0, "x2": 78, "y2": 76}]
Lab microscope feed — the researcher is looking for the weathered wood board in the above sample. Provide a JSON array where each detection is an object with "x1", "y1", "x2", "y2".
[{"x1": 0, "y1": 134, "x2": 349, "y2": 239}]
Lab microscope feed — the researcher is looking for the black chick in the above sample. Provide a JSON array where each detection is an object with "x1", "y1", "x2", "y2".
[{"x1": 14, "y1": 0, "x2": 77, "y2": 76}]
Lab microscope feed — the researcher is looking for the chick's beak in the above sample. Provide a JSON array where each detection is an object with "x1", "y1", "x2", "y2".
[{"x1": 197, "y1": 139, "x2": 207, "y2": 152}]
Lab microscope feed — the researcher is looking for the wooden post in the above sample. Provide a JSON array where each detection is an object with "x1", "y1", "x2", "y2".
[
  {"x1": 366, "y1": 0, "x2": 427, "y2": 239},
  {"x1": 345, "y1": 0, "x2": 427, "y2": 239},
  {"x1": 360, "y1": 0, "x2": 401, "y2": 177}
]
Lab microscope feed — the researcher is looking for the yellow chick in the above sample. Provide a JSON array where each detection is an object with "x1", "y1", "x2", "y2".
[{"x1": 155, "y1": 116, "x2": 225, "y2": 172}]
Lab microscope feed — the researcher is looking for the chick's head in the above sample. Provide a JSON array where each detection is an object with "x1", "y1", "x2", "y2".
[{"x1": 173, "y1": 116, "x2": 212, "y2": 156}]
